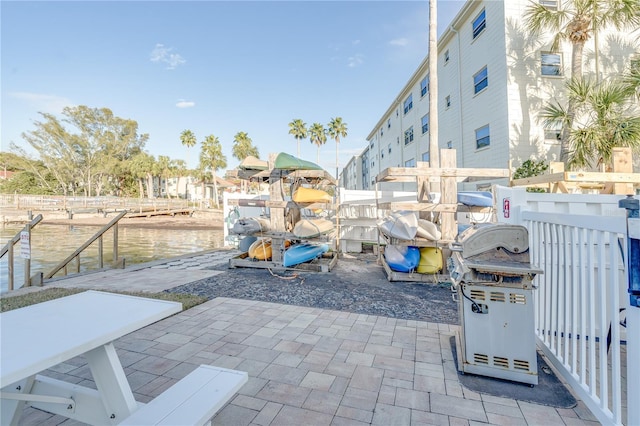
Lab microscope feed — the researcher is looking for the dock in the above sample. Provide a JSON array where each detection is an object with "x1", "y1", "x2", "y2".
[{"x1": 4, "y1": 249, "x2": 597, "y2": 425}]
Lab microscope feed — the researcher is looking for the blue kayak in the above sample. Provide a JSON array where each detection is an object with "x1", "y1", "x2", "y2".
[
  {"x1": 283, "y1": 243, "x2": 329, "y2": 267},
  {"x1": 384, "y1": 245, "x2": 420, "y2": 273},
  {"x1": 457, "y1": 191, "x2": 493, "y2": 207}
]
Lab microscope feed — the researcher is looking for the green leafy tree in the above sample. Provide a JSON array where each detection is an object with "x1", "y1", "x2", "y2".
[
  {"x1": 524, "y1": 0, "x2": 640, "y2": 163},
  {"x1": 541, "y1": 76, "x2": 640, "y2": 169},
  {"x1": 327, "y1": 117, "x2": 348, "y2": 178},
  {"x1": 309, "y1": 123, "x2": 327, "y2": 165},
  {"x1": 513, "y1": 159, "x2": 549, "y2": 193},
  {"x1": 130, "y1": 152, "x2": 156, "y2": 198},
  {"x1": 200, "y1": 134, "x2": 227, "y2": 208},
  {"x1": 15, "y1": 106, "x2": 147, "y2": 196},
  {"x1": 288, "y1": 119, "x2": 308, "y2": 158},
  {"x1": 156, "y1": 155, "x2": 173, "y2": 198}
]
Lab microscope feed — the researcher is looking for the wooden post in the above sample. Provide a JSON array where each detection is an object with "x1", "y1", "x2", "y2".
[
  {"x1": 612, "y1": 147, "x2": 634, "y2": 195},
  {"x1": 440, "y1": 149, "x2": 457, "y2": 241},
  {"x1": 268, "y1": 153, "x2": 286, "y2": 232}
]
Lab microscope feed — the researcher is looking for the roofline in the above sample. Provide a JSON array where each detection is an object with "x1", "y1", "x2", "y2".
[{"x1": 366, "y1": 0, "x2": 478, "y2": 141}]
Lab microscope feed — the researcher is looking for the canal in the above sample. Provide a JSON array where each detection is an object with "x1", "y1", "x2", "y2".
[{"x1": 1, "y1": 223, "x2": 225, "y2": 292}]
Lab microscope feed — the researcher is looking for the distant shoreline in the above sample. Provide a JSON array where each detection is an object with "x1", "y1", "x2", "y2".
[{"x1": 1, "y1": 208, "x2": 225, "y2": 230}]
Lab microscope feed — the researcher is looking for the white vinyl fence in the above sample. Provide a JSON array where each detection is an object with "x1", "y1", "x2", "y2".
[{"x1": 496, "y1": 186, "x2": 638, "y2": 426}]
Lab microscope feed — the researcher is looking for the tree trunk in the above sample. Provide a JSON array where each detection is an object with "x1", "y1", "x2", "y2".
[
  {"x1": 560, "y1": 41, "x2": 585, "y2": 165},
  {"x1": 213, "y1": 173, "x2": 219, "y2": 208}
]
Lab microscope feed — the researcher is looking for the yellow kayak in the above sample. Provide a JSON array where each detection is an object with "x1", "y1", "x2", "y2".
[
  {"x1": 248, "y1": 238, "x2": 291, "y2": 260},
  {"x1": 417, "y1": 247, "x2": 443, "y2": 274},
  {"x1": 292, "y1": 187, "x2": 332, "y2": 203}
]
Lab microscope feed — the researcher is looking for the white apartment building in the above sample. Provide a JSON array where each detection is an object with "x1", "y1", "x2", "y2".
[{"x1": 353, "y1": 0, "x2": 638, "y2": 190}]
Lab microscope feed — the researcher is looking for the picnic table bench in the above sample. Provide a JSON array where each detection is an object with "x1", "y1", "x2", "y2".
[{"x1": 1, "y1": 291, "x2": 247, "y2": 425}]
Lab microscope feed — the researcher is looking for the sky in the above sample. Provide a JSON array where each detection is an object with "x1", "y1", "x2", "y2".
[{"x1": 1, "y1": 0, "x2": 465, "y2": 175}]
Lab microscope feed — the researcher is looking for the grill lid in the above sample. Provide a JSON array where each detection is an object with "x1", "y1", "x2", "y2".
[{"x1": 451, "y1": 224, "x2": 529, "y2": 259}]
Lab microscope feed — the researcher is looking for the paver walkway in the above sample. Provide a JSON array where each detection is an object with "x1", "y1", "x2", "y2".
[{"x1": 13, "y1": 250, "x2": 600, "y2": 425}]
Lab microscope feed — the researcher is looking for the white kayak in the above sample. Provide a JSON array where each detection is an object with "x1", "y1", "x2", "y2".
[
  {"x1": 378, "y1": 211, "x2": 418, "y2": 240},
  {"x1": 292, "y1": 218, "x2": 334, "y2": 238},
  {"x1": 231, "y1": 217, "x2": 271, "y2": 235},
  {"x1": 416, "y1": 219, "x2": 441, "y2": 241}
]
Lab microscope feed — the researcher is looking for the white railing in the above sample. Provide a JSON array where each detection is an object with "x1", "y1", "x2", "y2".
[{"x1": 496, "y1": 185, "x2": 636, "y2": 426}]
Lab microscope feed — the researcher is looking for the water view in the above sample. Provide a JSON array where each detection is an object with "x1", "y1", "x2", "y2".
[{"x1": 1, "y1": 223, "x2": 225, "y2": 292}]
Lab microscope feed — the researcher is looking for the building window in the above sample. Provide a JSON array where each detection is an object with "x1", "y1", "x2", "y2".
[
  {"x1": 397, "y1": 137, "x2": 400, "y2": 144},
  {"x1": 387, "y1": 119, "x2": 391, "y2": 128},
  {"x1": 420, "y1": 76, "x2": 429, "y2": 97},
  {"x1": 447, "y1": 141, "x2": 453, "y2": 149},
  {"x1": 388, "y1": 144, "x2": 391, "y2": 153},
  {"x1": 404, "y1": 126, "x2": 414, "y2": 145},
  {"x1": 473, "y1": 66, "x2": 488, "y2": 94},
  {"x1": 472, "y1": 9, "x2": 486, "y2": 39},
  {"x1": 541, "y1": 52, "x2": 562, "y2": 76},
  {"x1": 422, "y1": 152, "x2": 429, "y2": 162},
  {"x1": 444, "y1": 49, "x2": 450, "y2": 64},
  {"x1": 403, "y1": 94, "x2": 413, "y2": 114},
  {"x1": 421, "y1": 114, "x2": 429, "y2": 134},
  {"x1": 405, "y1": 158, "x2": 416, "y2": 168},
  {"x1": 544, "y1": 124, "x2": 562, "y2": 144},
  {"x1": 475, "y1": 125, "x2": 490, "y2": 149},
  {"x1": 380, "y1": 127, "x2": 383, "y2": 137},
  {"x1": 539, "y1": 0, "x2": 558, "y2": 10},
  {"x1": 445, "y1": 95, "x2": 451, "y2": 108}
]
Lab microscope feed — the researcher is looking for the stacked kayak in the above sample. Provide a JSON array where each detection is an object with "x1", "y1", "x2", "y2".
[
  {"x1": 457, "y1": 191, "x2": 493, "y2": 207},
  {"x1": 292, "y1": 218, "x2": 334, "y2": 238},
  {"x1": 292, "y1": 187, "x2": 332, "y2": 203},
  {"x1": 384, "y1": 245, "x2": 421, "y2": 273},
  {"x1": 231, "y1": 217, "x2": 271, "y2": 235},
  {"x1": 417, "y1": 247, "x2": 443, "y2": 273},
  {"x1": 248, "y1": 238, "x2": 291, "y2": 260},
  {"x1": 274, "y1": 152, "x2": 323, "y2": 170},
  {"x1": 378, "y1": 211, "x2": 441, "y2": 241},
  {"x1": 283, "y1": 243, "x2": 329, "y2": 267}
]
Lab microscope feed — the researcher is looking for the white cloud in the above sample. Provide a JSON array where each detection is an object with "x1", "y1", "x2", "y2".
[
  {"x1": 388, "y1": 38, "x2": 409, "y2": 47},
  {"x1": 176, "y1": 100, "x2": 195, "y2": 108},
  {"x1": 352, "y1": 40, "x2": 361, "y2": 46},
  {"x1": 10, "y1": 92, "x2": 73, "y2": 113},
  {"x1": 150, "y1": 43, "x2": 186, "y2": 69},
  {"x1": 347, "y1": 53, "x2": 364, "y2": 68}
]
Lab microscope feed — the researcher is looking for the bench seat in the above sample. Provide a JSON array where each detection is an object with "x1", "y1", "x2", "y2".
[{"x1": 118, "y1": 365, "x2": 247, "y2": 426}]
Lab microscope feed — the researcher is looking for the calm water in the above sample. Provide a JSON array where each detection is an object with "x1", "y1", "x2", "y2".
[{"x1": 1, "y1": 224, "x2": 224, "y2": 292}]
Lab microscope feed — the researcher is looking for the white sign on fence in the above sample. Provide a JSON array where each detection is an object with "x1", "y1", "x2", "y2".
[{"x1": 20, "y1": 231, "x2": 30, "y2": 259}]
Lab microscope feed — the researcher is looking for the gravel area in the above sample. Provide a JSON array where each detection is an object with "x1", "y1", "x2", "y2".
[{"x1": 165, "y1": 253, "x2": 459, "y2": 324}]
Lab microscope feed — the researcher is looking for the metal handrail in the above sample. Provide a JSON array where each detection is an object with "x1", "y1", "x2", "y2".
[
  {"x1": 44, "y1": 210, "x2": 128, "y2": 279},
  {"x1": 0, "y1": 214, "x2": 43, "y2": 290}
]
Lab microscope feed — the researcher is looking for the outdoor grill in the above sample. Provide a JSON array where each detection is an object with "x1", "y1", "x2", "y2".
[{"x1": 448, "y1": 223, "x2": 543, "y2": 385}]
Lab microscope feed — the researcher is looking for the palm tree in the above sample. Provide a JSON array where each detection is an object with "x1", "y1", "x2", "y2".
[
  {"x1": 308, "y1": 123, "x2": 327, "y2": 165},
  {"x1": 180, "y1": 129, "x2": 197, "y2": 199},
  {"x1": 288, "y1": 119, "x2": 308, "y2": 158},
  {"x1": 232, "y1": 131, "x2": 260, "y2": 161},
  {"x1": 524, "y1": 0, "x2": 640, "y2": 163},
  {"x1": 327, "y1": 117, "x2": 348, "y2": 179},
  {"x1": 156, "y1": 155, "x2": 173, "y2": 198},
  {"x1": 200, "y1": 134, "x2": 227, "y2": 208},
  {"x1": 232, "y1": 131, "x2": 260, "y2": 193},
  {"x1": 541, "y1": 77, "x2": 640, "y2": 170},
  {"x1": 172, "y1": 159, "x2": 187, "y2": 199}
]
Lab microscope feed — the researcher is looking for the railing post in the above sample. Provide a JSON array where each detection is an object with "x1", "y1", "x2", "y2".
[{"x1": 619, "y1": 195, "x2": 639, "y2": 426}]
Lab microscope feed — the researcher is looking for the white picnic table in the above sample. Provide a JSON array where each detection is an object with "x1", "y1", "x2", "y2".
[{"x1": 0, "y1": 290, "x2": 182, "y2": 425}]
